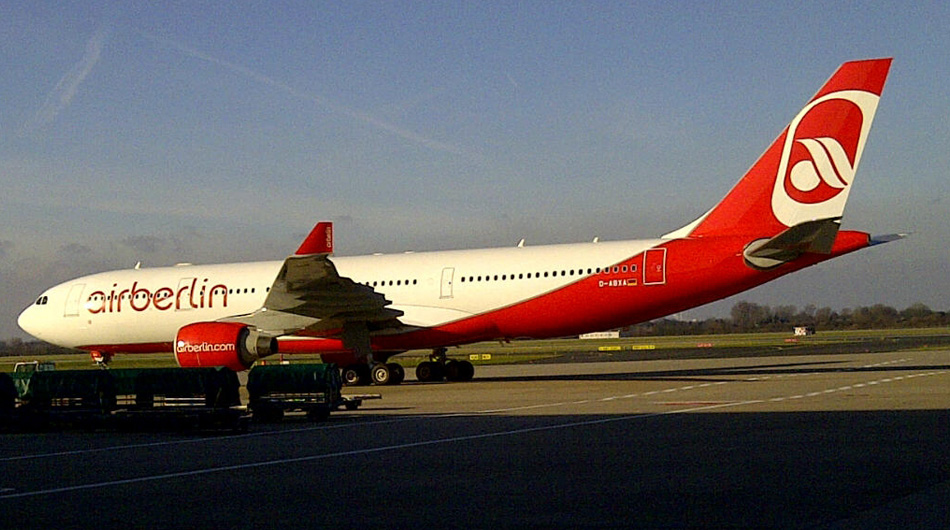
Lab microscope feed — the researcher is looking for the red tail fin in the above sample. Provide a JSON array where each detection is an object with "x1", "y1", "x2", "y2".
[{"x1": 668, "y1": 59, "x2": 892, "y2": 240}]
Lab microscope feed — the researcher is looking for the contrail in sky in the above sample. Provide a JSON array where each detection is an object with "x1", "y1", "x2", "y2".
[
  {"x1": 20, "y1": 27, "x2": 108, "y2": 135},
  {"x1": 141, "y1": 31, "x2": 466, "y2": 156}
]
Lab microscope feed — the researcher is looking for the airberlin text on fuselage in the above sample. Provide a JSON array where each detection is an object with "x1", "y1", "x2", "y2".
[{"x1": 86, "y1": 279, "x2": 228, "y2": 314}]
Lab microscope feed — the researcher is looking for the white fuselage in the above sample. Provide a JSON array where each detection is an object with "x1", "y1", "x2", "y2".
[{"x1": 18, "y1": 239, "x2": 660, "y2": 351}]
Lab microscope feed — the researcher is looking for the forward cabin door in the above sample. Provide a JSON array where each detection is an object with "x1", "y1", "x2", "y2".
[
  {"x1": 64, "y1": 283, "x2": 85, "y2": 317},
  {"x1": 176, "y1": 277, "x2": 196, "y2": 311},
  {"x1": 440, "y1": 267, "x2": 455, "y2": 299}
]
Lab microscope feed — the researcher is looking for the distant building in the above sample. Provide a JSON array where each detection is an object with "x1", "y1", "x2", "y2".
[
  {"x1": 794, "y1": 326, "x2": 816, "y2": 336},
  {"x1": 580, "y1": 331, "x2": 621, "y2": 340}
]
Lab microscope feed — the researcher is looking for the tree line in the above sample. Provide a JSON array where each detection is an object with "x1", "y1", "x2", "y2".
[{"x1": 626, "y1": 302, "x2": 950, "y2": 336}]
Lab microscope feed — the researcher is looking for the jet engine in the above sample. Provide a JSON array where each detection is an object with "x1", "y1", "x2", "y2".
[{"x1": 175, "y1": 322, "x2": 277, "y2": 371}]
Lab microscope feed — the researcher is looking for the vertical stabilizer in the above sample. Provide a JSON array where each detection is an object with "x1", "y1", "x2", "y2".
[{"x1": 666, "y1": 59, "x2": 891, "y2": 240}]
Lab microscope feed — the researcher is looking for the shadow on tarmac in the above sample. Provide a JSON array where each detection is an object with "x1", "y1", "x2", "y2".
[{"x1": 2, "y1": 406, "x2": 948, "y2": 529}]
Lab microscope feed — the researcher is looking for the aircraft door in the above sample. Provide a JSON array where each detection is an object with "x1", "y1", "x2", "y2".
[
  {"x1": 440, "y1": 267, "x2": 455, "y2": 299},
  {"x1": 176, "y1": 277, "x2": 196, "y2": 311},
  {"x1": 643, "y1": 248, "x2": 667, "y2": 285},
  {"x1": 64, "y1": 283, "x2": 85, "y2": 317}
]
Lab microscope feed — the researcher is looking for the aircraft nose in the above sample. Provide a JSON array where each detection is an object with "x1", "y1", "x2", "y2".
[{"x1": 17, "y1": 304, "x2": 43, "y2": 339}]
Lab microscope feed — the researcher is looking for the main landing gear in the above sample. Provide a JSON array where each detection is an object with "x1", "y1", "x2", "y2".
[
  {"x1": 340, "y1": 348, "x2": 474, "y2": 386},
  {"x1": 415, "y1": 348, "x2": 474, "y2": 383},
  {"x1": 342, "y1": 363, "x2": 405, "y2": 386}
]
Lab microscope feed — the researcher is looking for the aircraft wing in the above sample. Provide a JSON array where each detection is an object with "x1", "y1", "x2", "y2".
[{"x1": 219, "y1": 222, "x2": 405, "y2": 337}]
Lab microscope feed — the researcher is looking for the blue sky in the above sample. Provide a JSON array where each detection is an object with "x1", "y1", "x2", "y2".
[{"x1": 2, "y1": 2, "x2": 948, "y2": 338}]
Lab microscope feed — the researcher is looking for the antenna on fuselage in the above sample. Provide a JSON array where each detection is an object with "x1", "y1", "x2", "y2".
[{"x1": 134, "y1": 262, "x2": 141, "y2": 270}]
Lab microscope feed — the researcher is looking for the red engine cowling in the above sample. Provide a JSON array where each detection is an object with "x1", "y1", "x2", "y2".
[{"x1": 175, "y1": 322, "x2": 278, "y2": 371}]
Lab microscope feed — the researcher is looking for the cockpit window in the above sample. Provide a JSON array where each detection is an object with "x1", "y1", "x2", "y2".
[{"x1": 35, "y1": 296, "x2": 49, "y2": 306}]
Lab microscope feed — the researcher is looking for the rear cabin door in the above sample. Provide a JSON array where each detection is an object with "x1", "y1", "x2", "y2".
[{"x1": 643, "y1": 248, "x2": 667, "y2": 285}]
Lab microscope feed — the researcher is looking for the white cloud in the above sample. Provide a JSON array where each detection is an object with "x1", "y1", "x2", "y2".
[
  {"x1": 19, "y1": 27, "x2": 108, "y2": 135},
  {"x1": 139, "y1": 31, "x2": 467, "y2": 156}
]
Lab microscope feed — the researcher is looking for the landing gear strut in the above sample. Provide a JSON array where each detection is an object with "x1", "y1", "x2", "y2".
[{"x1": 415, "y1": 348, "x2": 474, "y2": 383}]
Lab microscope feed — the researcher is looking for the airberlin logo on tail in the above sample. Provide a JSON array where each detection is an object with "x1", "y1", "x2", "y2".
[{"x1": 771, "y1": 90, "x2": 880, "y2": 227}]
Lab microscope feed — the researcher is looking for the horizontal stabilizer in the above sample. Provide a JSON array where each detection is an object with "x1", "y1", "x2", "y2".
[{"x1": 743, "y1": 218, "x2": 841, "y2": 269}]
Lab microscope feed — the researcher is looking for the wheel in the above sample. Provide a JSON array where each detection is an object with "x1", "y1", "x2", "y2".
[
  {"x1": 387, "y1": 363, "x2": 405, "y2": 385},
  {"x1": 371, "y1": 363, "x2": 392, "y2": 385},
  {"x1": 444, "y1": 359, "x2": 461, "y2": 381},
  {"x1": 415, "y1": 361, "x2": 444, "y2": 382},
  {"x1": 343, "y1": 365, "x2": 371, "y2": 386},
  {"x1": 458, "y1": 360, "x2": 475, "y2": 382}
]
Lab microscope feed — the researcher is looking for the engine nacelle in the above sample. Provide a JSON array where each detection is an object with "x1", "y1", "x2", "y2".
[{"x1": 175, "y1": 322, "x2": 278, "y2": 371}]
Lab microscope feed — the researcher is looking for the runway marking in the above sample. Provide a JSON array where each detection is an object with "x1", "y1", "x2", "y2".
[
  {"x1": 2, "y1": 361, "x2": 943, "y2": 467},
  {"x1": 0, "y1": 400, "x2": 765, "y2": 500},
  {"x1": 656, "y1": 401, "x2": 738, "y2": 406},
  {"x1": 0, "y1": 415, "x2": 431, "y2": 463},
  {"x1": 862, "y1": 358, "x2": 910, "y2": 368}
]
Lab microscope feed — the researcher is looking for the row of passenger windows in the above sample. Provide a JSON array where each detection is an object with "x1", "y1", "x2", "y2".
[
  {"x1": 360, "y1": 265, "x2": 635, "y2": 290},
  {"x1": 459, "y1": 265, "x2": 636, "y2": 283},
  {"x1": 364, "y1": 279, "x2": 419, "y2": 288}
]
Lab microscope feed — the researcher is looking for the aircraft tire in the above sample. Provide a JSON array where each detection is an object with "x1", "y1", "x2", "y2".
[
  {"x1": 343, "y1": 365, "x2": 371, "y2": 386},
  {"x1": 415, "y1": 361, "x2": 444, "y2": 383},
  {"x1": 371, "y1": 363, "x2": 392, "y2": 386},
  {"x1": 444, "y1": 359, "x2": 460, "y2": 381},
  {"x1": 458, "y1": 360, "x2": 475, "y2": 382},
  {"x1": 387, "y1": 363, "x2": 405, "y2": 385}
]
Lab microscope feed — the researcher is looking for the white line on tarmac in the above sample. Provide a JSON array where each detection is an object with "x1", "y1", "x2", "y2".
[
  {"x1": 3, "y1": 366, "x2": 944, "y2": 466},
  {"x1": 0, "y1": 415, "x2": 426, "y2": 463},
  {"x1": 0, "y1": 400, "x2": 761, "y2": 500}
]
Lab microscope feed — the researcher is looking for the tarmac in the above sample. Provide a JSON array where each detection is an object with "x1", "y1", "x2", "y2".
[{"x1": 1, "y1": 349, "x2": 948, "y2": 528}]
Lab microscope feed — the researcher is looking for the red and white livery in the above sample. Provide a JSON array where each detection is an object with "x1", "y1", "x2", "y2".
[{"x1": 18, "y1": 59, "x2": 899, "y2": 385}]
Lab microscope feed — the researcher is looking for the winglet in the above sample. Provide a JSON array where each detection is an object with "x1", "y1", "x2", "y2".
[
  {"x1": 295, "y1": 222, "x2": 333, "y2": 255},
  {"x1": 869, "y1": 233, "x2": 908, "y2": 246}
]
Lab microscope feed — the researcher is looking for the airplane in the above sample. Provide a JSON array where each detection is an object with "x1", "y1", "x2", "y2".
[{"x1": 18, "y1": 58, "x2": 898, "y2": 385}]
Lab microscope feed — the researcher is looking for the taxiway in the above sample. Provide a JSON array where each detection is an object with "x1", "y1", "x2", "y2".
[{"x1": 1, "y1": 349, "x2": 948, "y2": 528}]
